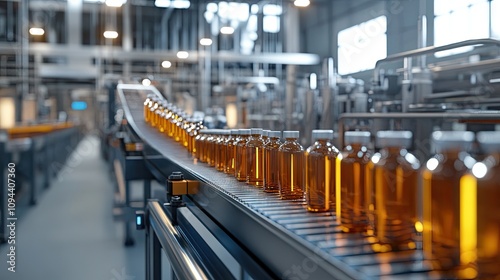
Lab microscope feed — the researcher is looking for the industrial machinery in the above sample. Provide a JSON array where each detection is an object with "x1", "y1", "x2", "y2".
[{"x1": 108, "y1": 38, "x2": 500, "y2": 280}]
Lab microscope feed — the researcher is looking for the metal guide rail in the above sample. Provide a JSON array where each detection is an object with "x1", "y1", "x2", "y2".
[{"x1": 116, "y1": 84, "x2": 448, "y2": 280}]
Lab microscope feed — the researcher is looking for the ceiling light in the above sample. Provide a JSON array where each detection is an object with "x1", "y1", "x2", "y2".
[
  {"x1": 200, "y1": 38, "x2": 213, "y2": 46},
  {"x1": 29, "y1": 27, "x2": 45, "y2": 36},
  {"x1": 220, "y1": 26, "x2": 234, "y2": 35},
  {"x1": 105, "y1": 0, "x2": 125, "y2": 7},
  {"x1": 206, "y1": 2, "x2": 218, "y2": 13},
  {"x1": 294, "y1": 0, "x2": 310, "y2": 7},
  {"x1": 103, "y1": 30, "x2": 119, "y2": 39},
  {"x1": 155, "y1": 0, "x2": 190, "y2": 9},
  {"x1": 142, "y1": 79, "x2": 151, "y2": 86},
  {"x1": 177, "y1": 51, "x2": 189, "y2": 59},
  {"x1": 161, "y1": 61, "x2": 172, "y2": 68}
]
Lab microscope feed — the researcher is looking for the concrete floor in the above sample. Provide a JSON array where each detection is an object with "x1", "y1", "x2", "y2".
[{"x1": 0, "y1": 136, "x2": 146, "y2": 280}]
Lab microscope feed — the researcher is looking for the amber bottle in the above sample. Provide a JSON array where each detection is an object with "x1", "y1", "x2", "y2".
[
  {"x1": 370, "y1": 131, "x2": 420, "y2": 252},
  {"x1": 475, "y1": 131, "x2": 500, "y2": 279},
  {"x1": 225, "y1": 129, "x2": 238, "y2": 175},
  {"x1": 305, "y1": 130, "x2": 339, "y2": 212},
  {"x1": 235, "y1": 129, "x2": 251, "y2": 181},
  {"x1": 215, "y1": 130, "x2": 229, "y2": 172},
  {"x1": 247, "y1": 128, "x2": 265, "y2": 186},
  {"x1": 422, "y1": 131, "x2": 475, "y2": 272},
  {"x1": 279, "y1": 131, "x2": 305, "y2": 200},
  {"x1": 338, "y1": 131, "x2": 372, "y2": 232},
  {"x1": 264, "y1": 131, "x2": 282, "y2": 193}
]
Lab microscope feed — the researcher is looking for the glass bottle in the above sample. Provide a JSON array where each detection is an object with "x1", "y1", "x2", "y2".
[
  {"x1": 206, "y1": 130, "x2": 217, "y2": 167},
  {"x1": 235, "y1": 129, "x2": 251, "y2": 181},
  {"x1": 157, "y1": 102, "x2": 165, "y2": 132},
  {"x1": 370, "y1": 131, "x2": 420, "y2": 252},
  {"x1": 215, "y1": 130, "x2": 229, "y2": 172},
  {"x1": 167, "y1": 106, "x2": 177, "y2": 138},
  {"x1": 144, "y1": 94, "x2": 154, "y2": 124},
  {"x1": 475, "y1": 131, "x2": 500, "y2": 279},
  {"x1": 338, "y1": 131, "x2": 372, "y2": 232},
  {"x1": 150, "y1": 97, "x2": 159, "y2": 128},
  {"x1": 264, "y1": 131, "x2": 282, "y2": 193},
  {"x1": 279, "y1": 131, "x2": 305, "y2": 200},
  {"x1": 247, "y1": 128, "x2": 265, "y2": 186},
  {"x1": 305, "y1": 130, "x2": 339, "y2": 212},
  {"x1": 193, "y1": 125, "x2": 205, "y2": 159},
  {"x1": 225, "y1": 129, "x2": 238, "y2": 175},
  {"x1": 423, "y1": 131, "x2": 475, "y2": 271},
  {"x1": 198, "y1": 129, "x2": 208, "y2": 162}
]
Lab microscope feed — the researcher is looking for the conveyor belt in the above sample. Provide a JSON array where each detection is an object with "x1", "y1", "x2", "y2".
[{"x1": 117, "y1": 85, "x2": 447, "y2": 280}]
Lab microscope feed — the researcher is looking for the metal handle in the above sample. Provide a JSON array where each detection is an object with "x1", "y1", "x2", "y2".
[
  {"x1": 148, "y1": 200, "x2": 209, "y2": 280},
  {"x1": 373, "y1": 38, "x2": 500, "y2": 84}
]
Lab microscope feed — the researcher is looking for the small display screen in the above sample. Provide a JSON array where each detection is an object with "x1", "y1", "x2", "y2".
[{"x1": 71, "y1": 101, "x2": 87, "y2": 111}]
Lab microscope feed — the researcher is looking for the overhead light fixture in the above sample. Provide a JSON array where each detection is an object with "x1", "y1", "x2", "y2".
[
  {"x1": 142, "y1": 78, "x2": 151, "y2": 86},
  {"x1": 29, "y1": 27, "x2": 45, "y2": 36},
  {"x1": 105, "y1": 0, "x2": 125, "y2": 7},
  {"x1": 220, "y1": 26, "x2": 234, "y2": 35},
  {"x1": 155, "y1": 0, "x2": 190, "y2": 9},
  {"x1": 161, "y1": 60, "x2": 172, "y2": 68},
  {"x1": 199, "y1": 38, "x2": 213, "y2": 46},
  {"x1": 294, "y1": 0, "x2": 310, "y2": 7},
  {"x1": 177, "y1": 51, "x2": 189, "y2": 59},
  {"x1": 103, "y1": 30, "x2": 119, "y2": 39}
]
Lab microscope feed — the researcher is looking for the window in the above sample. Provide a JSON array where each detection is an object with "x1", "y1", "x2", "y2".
[
  {"x1": 337, "y1": 15, "x2": 387, "y2": 75},
  {"x1": 434, "y1": 0, "x2": 499, "y2": 57}
]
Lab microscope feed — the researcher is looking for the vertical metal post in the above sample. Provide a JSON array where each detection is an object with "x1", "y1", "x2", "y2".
[
  {"x1": 28, "y1": 141, "x2": 36, "y2": 205},
  {"x1": 152, "y1": 234, "x2": 161, "y2": 280},
  {"x1": 122, "y1": 0, "x2": 132, "y2": 81},
  {"x1": 108, "y1": 83, "x2": 117, "y2": 129},
  {"x1": 285, "y1": 65, "x2": 296, "y2": 130},
  {"x1": 124, "y1": 178, "x2": 134, "y2": 246}
]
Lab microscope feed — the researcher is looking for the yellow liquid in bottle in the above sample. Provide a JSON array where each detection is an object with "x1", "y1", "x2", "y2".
[
  {"x1": 225, "y1": 133, "x2": 236, "y2": 174},
  {"x1": 423, "y1": 150, "x2": 472, "y2": 270},
  {"x1": 264, "y1": 137, "x2": 281, "y2": 193},
  {"x1": 339, "y1": 144, "x2": 371, "y2": 232},
  {"x1": 235, "y1": 134, "x2": 249, "y2": 181},
  {"x1": 215, "y1": 134, "x2": 226, "y2": 172},
  {"x1": 305, "y1": 139, "x2": 338, "y2": 212},
  {"x1": 372, "y1": 147, "x2": 419, "y2": 251},
  {"x1": 247, "y1": 133, "x2": 265, "y2": 186},
  {"x1": 279, "y1": 137, "x2": 304, "y2": 200},
  {"x1": 144, "y1": 98, "x2": 151, "y2": 123},
  {"x1": 477, "y1": 154, "x2": 500, "y2": 278},
  {"x1": 206, "y1": 134, "x2": 216, "y2": 167}
]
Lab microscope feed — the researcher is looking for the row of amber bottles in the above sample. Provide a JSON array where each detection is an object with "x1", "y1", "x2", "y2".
[
  {"x1": 144, "y1": 94, "x2": 204, "y2": 154},
  {"x1": 144, "y1": 96, "x2": 499, "y2": 278},
  {"x1": 335, "y1": 130, "x2": 500, "y2": 279}
]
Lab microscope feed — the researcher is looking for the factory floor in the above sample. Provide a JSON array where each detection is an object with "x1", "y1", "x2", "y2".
[{"x1": 0, "y1": 136, "x2": 148, "y2": 280}]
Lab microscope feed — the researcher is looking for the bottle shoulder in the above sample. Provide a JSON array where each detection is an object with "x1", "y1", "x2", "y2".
[{"x1": 279, "y1": 141, "x2": 304, "y2": 152}]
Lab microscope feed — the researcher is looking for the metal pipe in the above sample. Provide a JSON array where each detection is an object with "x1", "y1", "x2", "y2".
[
  {"x1": 148, "y1": 200, "x2": 209, "y2": 280},
  {"x1": 373, "y1": 38, "x2": 500, "y2": 85}
]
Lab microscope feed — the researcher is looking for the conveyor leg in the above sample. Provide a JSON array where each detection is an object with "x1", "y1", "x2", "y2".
[
  {"x1": 44, "y1": 146, "x2": 50, "y2": 189},
  {"x1": 124, "y1": 180, "x2": 134, "y2": 246},
  {"x1": 28, "y1": 147, "x2": 36, "y2": 206},
  {"x1": 144, "y1": 180, "x2": 151, "y2": 206}
]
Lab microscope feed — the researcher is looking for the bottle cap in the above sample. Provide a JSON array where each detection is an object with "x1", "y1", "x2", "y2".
[
  {"x1": 219, "y1": 130, "x2": 231, "y2": 136},
  {"x1": 431, "y1": 131, "x2": 474, "y2": 153},
  {"x1": 283, "y1": 131, "x2": 299, "y2": 139},
  {"x1": 231, "y1": 129, "x2": 239, "y2": 135},
  {"x1": 262, "y1": 130, "x2": 270, "y2": 137},
  {"x1": 312, "y1": 130, "x2": 334, "y2": 141},
  {"x1": 268, "y1": 131, "x2": 282, "y2": 138},
  {"x1": 376, "y1": 131, "x2": 412, "y2": 148},
  {"x1": 251, "y1": 128, "x2": 263, "y2": 135},
  {"x1": 239, "y1": 129, "x2": 251, "y2": 135},
  {"x1": 345, "y1": 131, "x2": 371, "y2": 145},
  {"x1": 477, "y1": 131, "x2": 500, "y2": 154}
]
